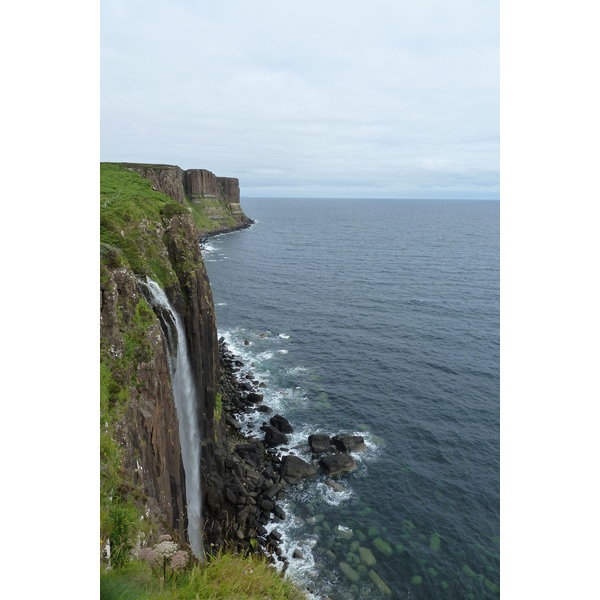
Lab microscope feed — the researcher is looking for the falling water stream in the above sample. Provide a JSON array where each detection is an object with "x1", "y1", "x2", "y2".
[{"x1": 138, "y1": 277, "x2": 204, "y2": 558}]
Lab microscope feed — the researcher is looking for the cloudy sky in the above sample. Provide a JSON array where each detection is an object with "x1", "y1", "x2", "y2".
[{"x1": 101, "y1": 0, "x2": 499, "y2": 199}]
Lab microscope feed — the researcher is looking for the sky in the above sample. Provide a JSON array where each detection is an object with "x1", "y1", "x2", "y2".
[{"x1": 101, "y1": 0, "x2": 499, "y2": 199}]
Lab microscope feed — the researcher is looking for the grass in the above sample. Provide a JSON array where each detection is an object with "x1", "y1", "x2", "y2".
[{"x1": 100, "y1": 553, "x2": 305, "y2": 599}]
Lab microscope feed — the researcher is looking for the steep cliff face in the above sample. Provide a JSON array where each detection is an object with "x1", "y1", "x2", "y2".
[
  {"x1": 100, "y1": 163, "x2": 229, "y2": 556},
  {"x1": 120, "y1": 163, "x2": 252, "y2": 235},
  {"x1": 100, "y1": 264, "x2": 188, "y2": 540}
]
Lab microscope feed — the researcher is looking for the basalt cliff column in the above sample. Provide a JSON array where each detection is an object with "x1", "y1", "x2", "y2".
[
  {"x1": 122, "y1": 163, "x2": 252, "y2": 235},
  {"x1": 100, "y1": 163, "x2": 231, "y2": 553}
]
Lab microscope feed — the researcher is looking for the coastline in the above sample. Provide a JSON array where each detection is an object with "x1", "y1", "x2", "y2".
[{"x1": 199, "y1": 218, "x2": 255, "y2": 242}]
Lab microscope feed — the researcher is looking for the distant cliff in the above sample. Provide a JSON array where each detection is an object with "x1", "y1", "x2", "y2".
[{"x1": 117, "y1": 163, "x2": 253, "y2": 236}]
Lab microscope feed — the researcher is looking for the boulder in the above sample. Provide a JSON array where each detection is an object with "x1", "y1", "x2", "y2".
[
  {"x1": 281, "y1": 455, "x2": 318, "y2": 484},
  {"x1": 339, "y1": 562, "x2": 360, "y2": 584},
  {"x1": 369, "y1": 570, "x2": 392, "y2": 596},
  {"x1": 325, "y1": 478, "x2": 345, "y2": 492},
  {"x1": 270, "y1": 414, "x2": 294, "y2": 433},
  {"x1": 247, "y1": 392, "x2": 263, "y2": 403},
  {"x1": 332, "y1": 435, "x2": 366, "y2": 453},
  {"x1": 358, "y1": 546, "x2": 376, "y2": 567},
  {"x1": 308, "y1": 433, "x2": 332, "y2": 454},
  {"x1": 319, "y1": 453, "x2": 357, "y2": 476},
  {"x1": 263, "y1": 426, "x2": 289, "y2": 446}
]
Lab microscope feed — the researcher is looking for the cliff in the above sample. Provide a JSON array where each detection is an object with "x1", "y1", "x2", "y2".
[
  {"x1": 100, "y1": 163, "x2": 231, "y2": 562},
  {"x1": 118, "y1": 163, "x2": 253, "y2": 236}
]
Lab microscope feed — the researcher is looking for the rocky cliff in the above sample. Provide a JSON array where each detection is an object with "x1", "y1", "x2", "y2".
[
  {"x1": 100, "y1": 163, "x2": 233, "y2": 560},
  {"x1": 120, "y1": 163, "x2": 253, "y2": 236}
]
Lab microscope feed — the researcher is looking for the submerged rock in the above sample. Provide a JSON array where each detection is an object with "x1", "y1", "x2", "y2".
[
  {"x1": 369, "y1": 570, "x2": 392, "y2": 596},
  {"x1": 339, "y1": 562, "x2": 360, "y2": 584}
]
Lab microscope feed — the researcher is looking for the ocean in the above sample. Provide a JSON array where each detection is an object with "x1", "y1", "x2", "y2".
[{"x1": 203, "y1": 198, "x2": 499, "y2": 599}]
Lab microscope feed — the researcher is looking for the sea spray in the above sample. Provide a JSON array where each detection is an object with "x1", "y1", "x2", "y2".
[{"x1": 138, "y1": 277, "x2": 204, "y2": 558}]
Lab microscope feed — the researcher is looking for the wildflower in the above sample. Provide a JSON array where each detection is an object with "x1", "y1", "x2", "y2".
[
  {"x1": 154, "y1": 540, "x2": 178, "y2": 559},
  {"x1": 170, "y1": 550, "x2": 189, "y2": 572},
  {"x1": 138, "y1": 547, "x2": 160, "y2": 566}
]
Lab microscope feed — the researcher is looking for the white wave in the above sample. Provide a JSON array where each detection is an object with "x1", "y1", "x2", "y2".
[
  {"x1": 277, "y1": 349, "x2": 289, "y2": 354},
  {"x1": 216, "y1": 302, "x2": 227, "y2": 306},
  {"x1": 200, "y1": 242, "x2": 217, "y2": 254},
  {"x1": 279, "y1": 333, "x2": 290, "y2": 339},
  {"x1": 264, "y1": 505, "x2": 320, "y2": 598},
  {"x1": 314, "y1": 481, "x2": 354, "y2": 506}
]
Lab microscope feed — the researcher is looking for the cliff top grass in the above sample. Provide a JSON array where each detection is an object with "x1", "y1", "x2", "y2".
[
  {"x1": 100, "y1": 163, "x2": 186, "y2": 288},
  {"x1": 100, "y1": 163, "x2": 233, "y2": 270},
  {"x1": 100, "y1": 553, "x2": 305, "y2": 600}
]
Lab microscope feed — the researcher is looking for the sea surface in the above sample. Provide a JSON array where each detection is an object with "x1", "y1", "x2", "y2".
[{"x1": 203, "y1": 198, "x2": 499, "y2": 599}]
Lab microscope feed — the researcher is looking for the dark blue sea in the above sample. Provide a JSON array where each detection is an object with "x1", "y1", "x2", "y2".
[{"x1": 203, "y1": 199, "x2": 499, "y2": 599}]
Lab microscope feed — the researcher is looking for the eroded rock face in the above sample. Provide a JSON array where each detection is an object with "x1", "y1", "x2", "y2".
[
  {"x1": 101, "y1": 266, "x2": 188, "y2": 540},
  {"x1": 127, "y1": 164, "x2": 187, "y2": 204}
]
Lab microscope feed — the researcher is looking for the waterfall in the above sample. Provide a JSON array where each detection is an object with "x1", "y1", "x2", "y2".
[{"x1": 138, "y1": 277, "x2": 204, "y2": 558}]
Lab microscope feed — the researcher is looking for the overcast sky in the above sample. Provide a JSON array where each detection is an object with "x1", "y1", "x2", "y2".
[{"x1": 101, "y1": 0, "x2": 499, "y2": 199}]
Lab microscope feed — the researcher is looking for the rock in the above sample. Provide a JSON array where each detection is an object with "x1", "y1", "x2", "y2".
[
  {"x1": 256, "y1": 405, "x2": 272, "y2": 413},
  {"x1": 235, "y1": 442, "x2": 264, "y2": 463},
  {"x1": 273, "y1": 505, "x2": 286, "y2": 520},
  {"x1": 292, "y1": 548, "x2": 304, "y2": 559},
  {"x1": 247, "y1": 392, "x2": 263, "y2": 403},
  {"x1": 244, "y1": 340, "x2": 250, "y2": 346},
  {"x1": 369, "y1": 570, "x2": 392, "y2": 596},
  {"x1": 306, "y1": 514, "x2": 324, "y2": 524},
  {"x1": 270, "y1": 414, "x2": 294, "y2": 433},
  {"x1": 308, "y1": 433, "x2": 332, "y2": 454},
  {"x1": 332, "y1": 435, "x2": 366, "y2": 453},
  {"x1": 263, "y1": 483, "x2": 283, "y2": 500},
  {"x1": 358, "y1": 546, "x2": 376, "y2": 567},
  {"x1": 319, "y1": 453, "x2": 357, "y2": 476},
  {"x1": 372, "y1": 538, "x2": 393, "y2": 556},
  {"x1": 325, "y1": 478, "x2": 345, "y2": 492},
  {"x1": 263, "y1": 426, "x2": 289, "y2": 446},
  {"x1": 281, "y1": 455, "x2": 318, "y2": 484},
  {"x1": 259, "y1": 382, "x2": 267, "y2": 388},
  {"x1": 335, "y1": 525, "x2": 353, "y2": 540},
  {"x1": 339, "y1": 562, "x2": 360, "y2": 584},
  {"x1": 225, "y1": 415, "x2": 241, "y2": 431}
]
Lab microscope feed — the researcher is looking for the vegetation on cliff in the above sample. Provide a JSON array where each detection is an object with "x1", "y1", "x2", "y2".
[{"x1": 100, "y1": 553, "x2": 304, "y2": 600}]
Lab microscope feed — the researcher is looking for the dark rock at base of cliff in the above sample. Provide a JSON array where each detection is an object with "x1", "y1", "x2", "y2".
[
  {"x1": 263, "y1": 426, "x2": 289, "y2": 447},
  {"x1": 246, "y1": 392, "x2": 263, "y2": 403},
  {"x1": 308, "y1": 433, "x2": 333, "y2": 455},
  {"x1": 270, "y1": 414, "x2": 293, "y2": 433},
  {"x1": 256, "y1": 405, "x2": 273, "y2": 414},
  {"x1": 332, "y1": 435, "x2": 366, "y2": 453},
  {"x1": 280, "y1": 455, "x2": 319, "y2": 484},
  {"x1": 319, "y1": 453, "x2": 358, "y2": 476},
  {"x1": 235, "y1": 442, "x2": 265, "y2": 463}
]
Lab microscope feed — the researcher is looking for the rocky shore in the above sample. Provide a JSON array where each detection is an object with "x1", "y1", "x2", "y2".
[
  {"x1": 199, "y1": 218, "x2": 255, "y2": 241},
  {"x1": 211, "y1": 337, "x2": 366, "y2": 577}
]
